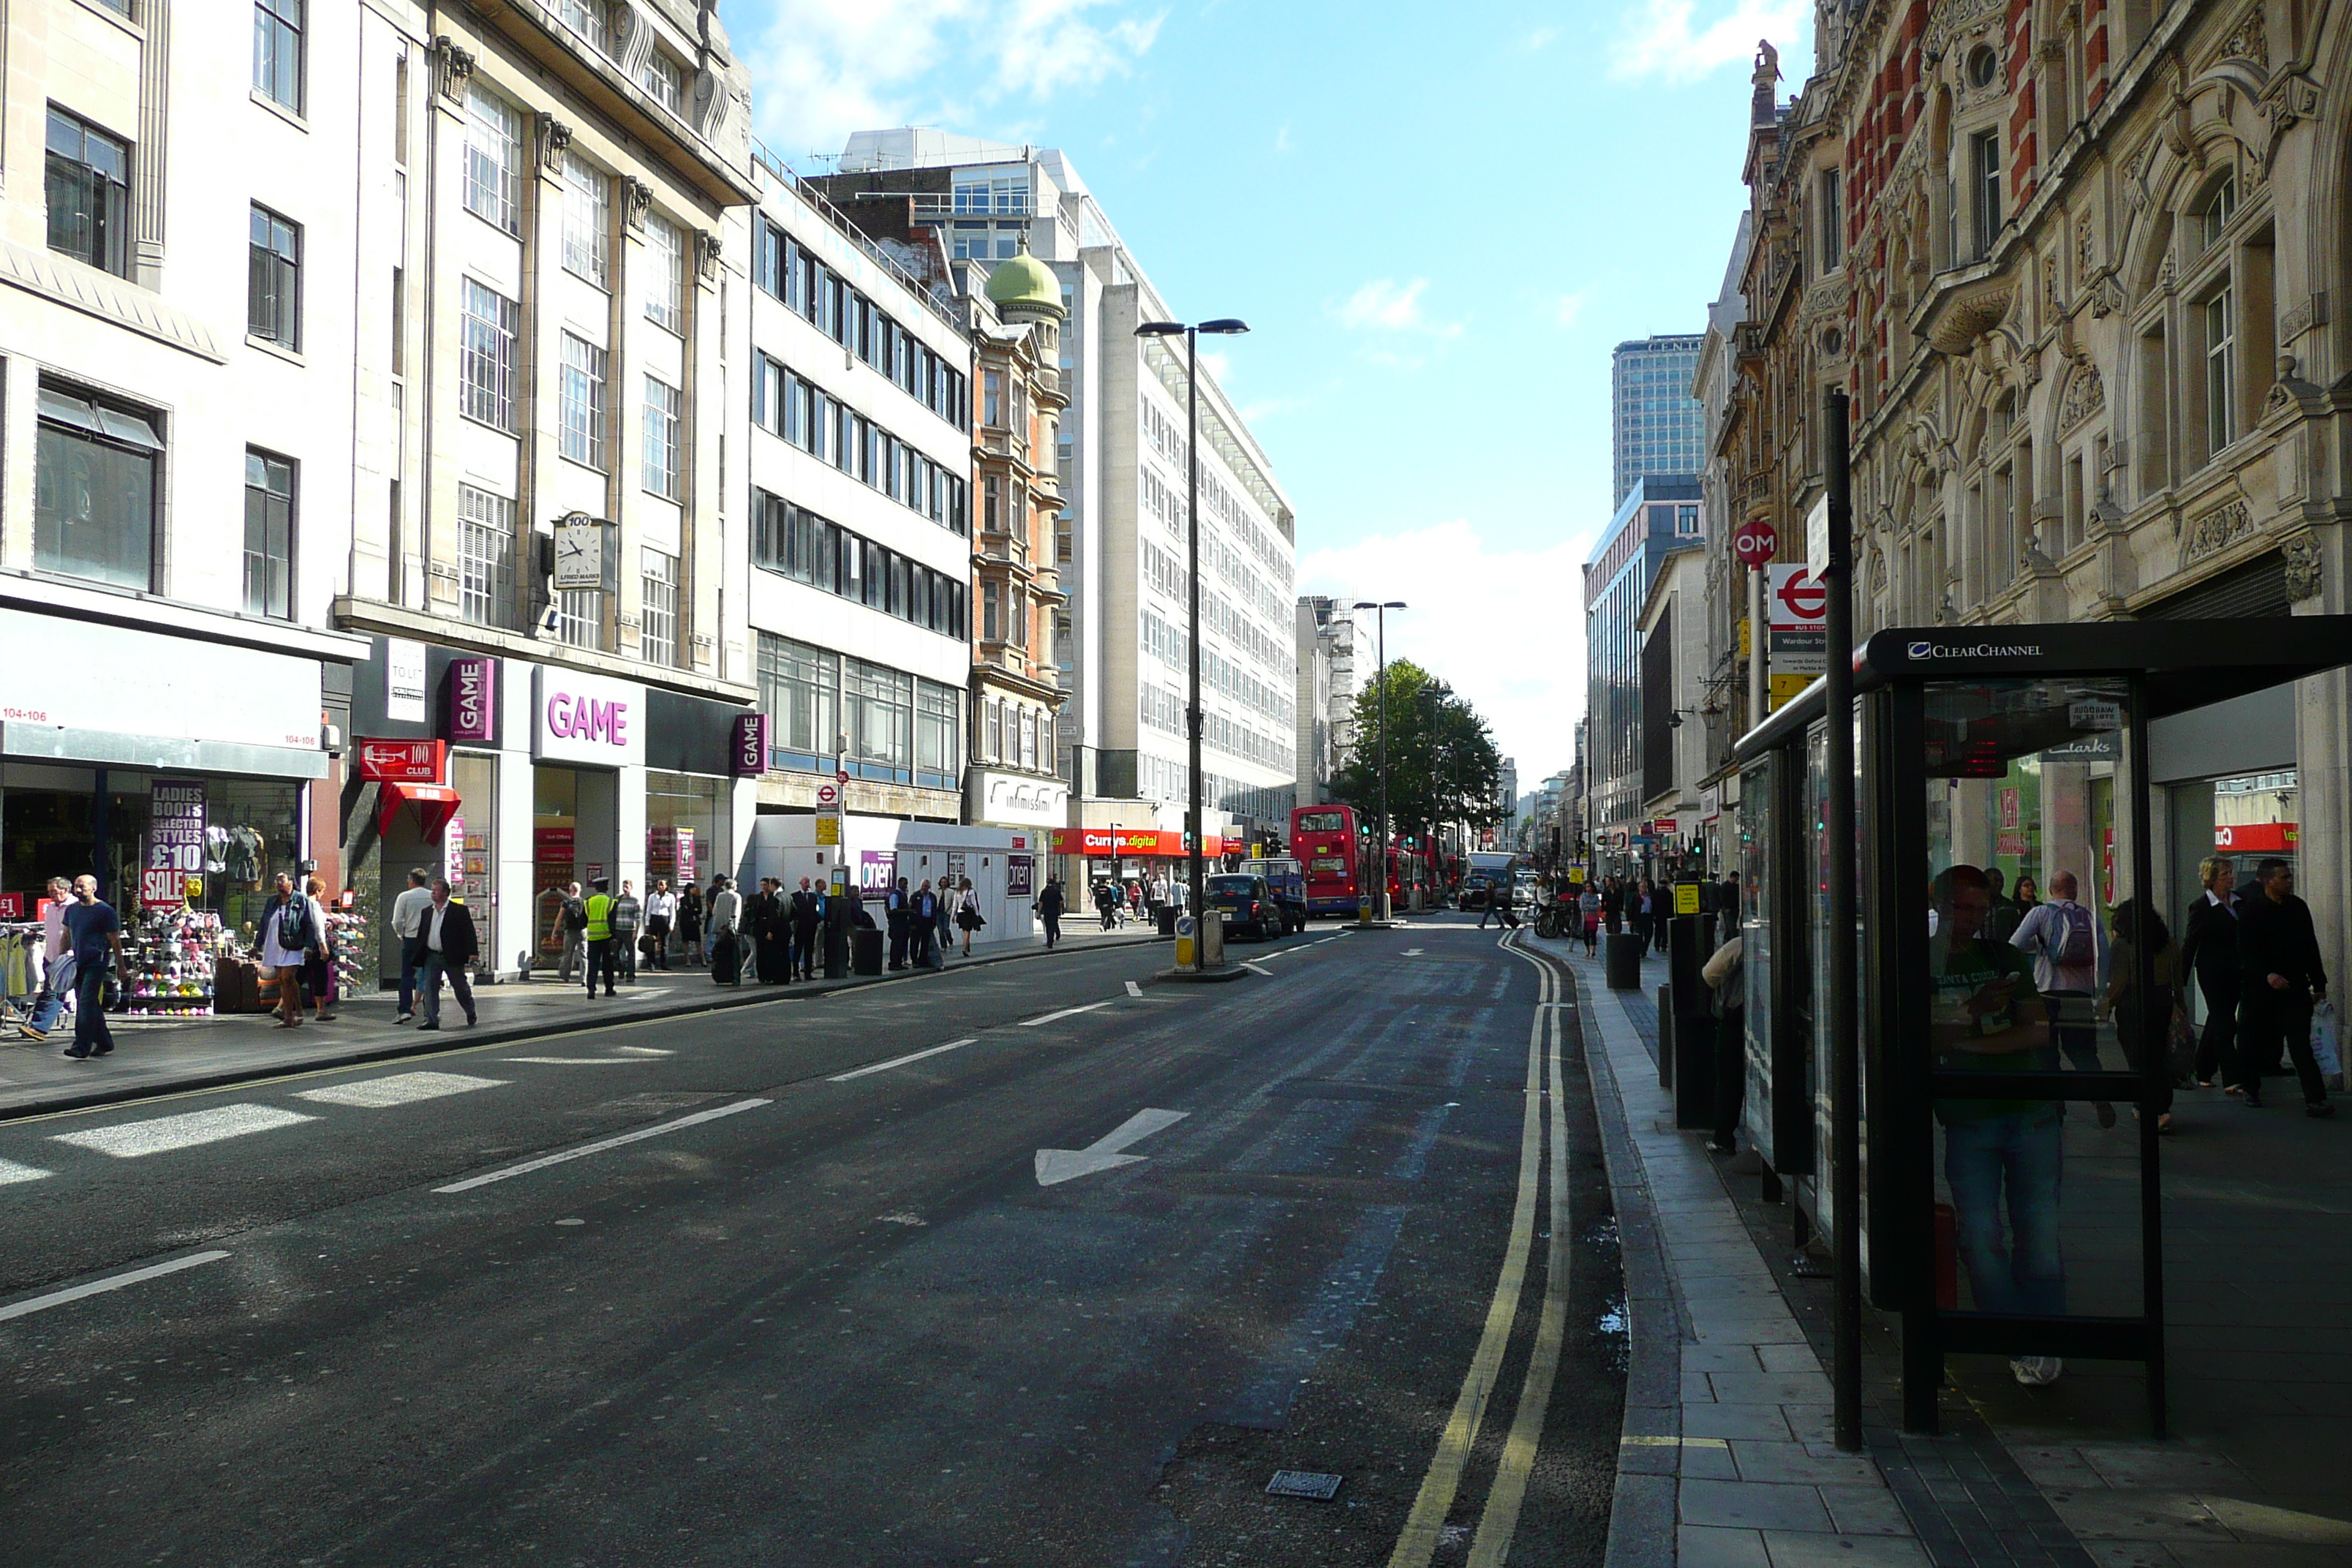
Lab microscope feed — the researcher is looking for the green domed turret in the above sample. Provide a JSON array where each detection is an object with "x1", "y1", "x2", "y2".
[{"x1": 984, "y1": 244, "x2": 1063, "y2": 317}]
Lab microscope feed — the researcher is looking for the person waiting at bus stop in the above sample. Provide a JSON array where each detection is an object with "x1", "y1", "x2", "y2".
[{"x1": 1930, "y1": 863, "x2": 2068, "y2": 1388}]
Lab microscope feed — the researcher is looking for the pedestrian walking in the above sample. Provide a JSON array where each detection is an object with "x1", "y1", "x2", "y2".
[
  {"x1": 747, "y1": 878, "x2": 783, "y2": 983},
  {"x1": 1038, "y1": 876, "x2": 1066, "y2": 949},
  {"x1": 886, "y1": 877, "x2": 912, "y2": 970},
  {"x1": 2010, "y1": 870, "x2": 2111, "y2": 1123},
  {"x1": 2100, "y1": 896, "x2": 2179, "y2": 1134},
  {"x1": 18, "y1": 878, "x2": 76, "y2": 1042},
  {"x1": 1927, "y1": 864, "x2": 2066, "y2": 1387},
  {"x1": 581, "y1": 878, "x2": 619, "y2": 998},
  {"x1": 643, "y1": 880, "x2": 676, "y2": 971},
  {"x1": 391, "y1": 867, "x2": 433, "y2": 1022},
  {"x1": 612, "y1": 880, "x2": 643, "y2": 984},
  {"x1": 58, "y1": 875, "x2": 121, "y2": 1060},
  {"x1": 1579, "y1": 886, "x2": 1601, "y2": 956},
  {"x1": 707, "y1": 876, "x2": 744, "y2": 986},
  {"x1": 2235, "y1": 857, "x2": 2333, "y2": 1115},
  {"x1": 554, "y1": 882, "x2": 587, "y2": 984},
  {"x1": 1703, "y1": 930, "x2": 1745, "y2": 1155},
  {"x1": 1094, "y1": 879, "x2": 1120, "y2": 931},
  {"x1": 677, "y1": 881, "x2": 704, "y2": 967},
  {"x1": 934, "y1": 877, "x2": 957, "y2": 958},
  {"x1": 1628, "y1": 881, "x2": 1651, "y2": 949},
  {"x1": 302, "y1": 876, "x2": 339, "y2": 1022},
  {"x1": 911, "y1": 880, "x2": 940, "y2": 969},
  {"x1": 259, "y1": 871, "x2": 324, "y2": 1031},
  {"x1": 413, "y1": 878, "x2": 478, "y2": 1030},
  {"x1": 792, "y1": 878, "x2": 821, "y2": 980},
  {"x1": 2179, "y1": 856, "x2": 2245, "y2": 1090},
  {"x1": 955, "y1": 877, "x2": 984, "y2": 957}
]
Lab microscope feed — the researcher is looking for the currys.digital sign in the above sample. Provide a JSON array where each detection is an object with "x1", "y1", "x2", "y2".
[{"x1": 531, "y1": 666, "x2": 647, "y2": 767}]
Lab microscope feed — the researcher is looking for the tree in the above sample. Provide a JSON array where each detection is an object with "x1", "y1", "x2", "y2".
[{"x1": 1329, "y1": 660, "x2": 1506, "y2": 846}]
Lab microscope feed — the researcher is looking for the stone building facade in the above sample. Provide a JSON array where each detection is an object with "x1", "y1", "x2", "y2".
[{"x1": 1724, "y1": 0, "x2": 2352, "y2": 984}]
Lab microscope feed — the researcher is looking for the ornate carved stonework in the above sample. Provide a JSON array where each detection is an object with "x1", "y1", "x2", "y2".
[
  {"x1": 535, "y1": 113, "x2": 573, "y2": 170},
  {"x1": 2182, "y1": 499, "x2": 2255, "y2": 562},
  {"x1": 623, "y1": 178, "x2": 653, "y2": 231},
  {"x1": 2125, "y1": 137, "x2": 2156, "y2": 209},
  {"x1": 2212, "y1": 6, "x2": 2268, "y2": 69},
  {"x1": 2057, "y1": 362, "x2": 2105, "y2": 433},
  {"x1": 2279, "y1": 292, "x2": 2329, "y2": 342},
  {"x1": 2283, "y1": 538, "x2": 2325, "y2": 600},
  {"x1": 431, "y1": 36, "x2": 476, "y2": 100},
  {"x1": 696, "y1": 229, "x2": 722, "y2": 279}
]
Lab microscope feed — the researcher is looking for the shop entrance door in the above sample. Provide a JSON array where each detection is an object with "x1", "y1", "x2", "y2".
[{"x1": 532, "y1": 765, "x2": 617, "y2": 962}]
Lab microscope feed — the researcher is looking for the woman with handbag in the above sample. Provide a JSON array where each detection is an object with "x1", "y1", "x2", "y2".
[
  {"x1": 301, "y1": 875, "x2": 339, "y2": 1022},
  {"x1": 2101, "y1": 896, "x2": 2180, "y2": 1133},
  {"x1": 954, "y1": 876, "x2": 985, "y2": 957},
  {"x1": 258, "y1": 872, "x2": 324, "y2": 1029}
]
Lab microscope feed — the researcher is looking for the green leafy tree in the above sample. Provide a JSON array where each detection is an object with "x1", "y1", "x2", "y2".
[{"x1": 1330, "y1": 660, "x2": 1506, "y2": 846}]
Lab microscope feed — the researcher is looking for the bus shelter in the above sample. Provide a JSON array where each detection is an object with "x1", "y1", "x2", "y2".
[{"x1": 1731, "y1": 615, "x2": 2352, "y2": 1433}]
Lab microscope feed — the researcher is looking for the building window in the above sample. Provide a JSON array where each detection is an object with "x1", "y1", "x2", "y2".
[
  {"x1": 2204, "y1": 284, "x2": 2235, "y2": 456},
  {"x1": 562, "y1": 154, "x2": 610, "y2": 286},
  {"x1": 845, "y1": 658, "x2": 913, "y2": 782},
  {"x1": 643, "y1": 375, "x2": 682, "y2": 499},
  {"x1": 758, "y1": 634, "x2": 839, "y2": 772},
  {"x1": 557, "y1": 589, "x2": 603, "y2": 650},
  {"x1": 554, "y1": 0, "x2": 606, "y2": 50},
  {"x1": 2199, "y1": 173, "x2": 2236, "y2": 253},
  {"x1": 45, "y1": 108, "x2": 131, "y2": 278},
  {"x1": 243, "y1": 450, "x2": 295, "y2": 619},
  {"x1": 462, "y1": 85, "x2": 521, "y2": 234},
  {"x1": 253, "y1": 0, "x2": 304, "y2": 112},
  {"x1": 983, "y1": 579, "x2": 1002, "y2": 641},
  {"x1": 560, "y1": 334, "x2": 608, "y2": 469},
  {"x1": 1818, "y1": 167, "x2": 1842, "y2": 271},
  {"x1": 460, "y1": 279, "x2": 519, "y2": 431},
  {"x1": 983, "y1": 474, "x2": 1003, "y2": 532},
  {"x1": 641, "y1": 548, "x2": 679, "y2": 667},
  {"x1": 456, "y1": 485, "x2": 515, "y2": 629},
  {"x1": 1970, "y1": 130, "x2": 2002, "y2": 260},
  {"x1": 1676, "y1": 505, "x2": 1700, "y2": 536},
  {"x1": 639, "y1": 47, "x2": 688, "y2": 116},
  {"x1": 987, "y1": 700, "x2": 1003, "y2": 762},
  {"x1": 916, "y1": 679, "x2": 960, "y2": 789},
  {"x1": 34, "y1": 384, "x2": 160, "y2": 592},
  {"x1": 645, "y1": 212, "x2": 685, "y2": 333},
  {"x1": 247, "y1": 204, "x2": 301, "y2": 349},
  {"x1": 984, "y1": 370, "x2": 1005, "y2": 427}
]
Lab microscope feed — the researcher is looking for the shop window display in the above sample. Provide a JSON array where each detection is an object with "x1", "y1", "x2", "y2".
[{"x1": 647, "y1": 771, "x2": 721, "y2": 892}]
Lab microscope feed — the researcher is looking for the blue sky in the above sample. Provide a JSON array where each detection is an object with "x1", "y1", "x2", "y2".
[{"x1": 719, "y1": 0, "x2": 1813, "y2": 788}]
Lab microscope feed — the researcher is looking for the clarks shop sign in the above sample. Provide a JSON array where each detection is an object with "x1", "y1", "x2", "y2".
[{"x1": 532, "y1": 666, "x2": 647, "y2": 767}]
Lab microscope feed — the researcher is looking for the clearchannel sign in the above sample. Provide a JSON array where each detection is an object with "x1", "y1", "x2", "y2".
[
  {"x1": 532, "y1": 666, "x2": 647, "y2": 766},
  {"x1": 1903, "y1": 639, "x2": 2045, "y2": 660}
]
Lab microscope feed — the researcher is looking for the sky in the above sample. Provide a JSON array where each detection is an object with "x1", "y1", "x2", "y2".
[{"x1": 717, "y1": 0, "x2": 1814, "y2": 791}]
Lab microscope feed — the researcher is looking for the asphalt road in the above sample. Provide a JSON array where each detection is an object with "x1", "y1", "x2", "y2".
[{"x1": 0, "y1": 916, "x2": 1623, "y2": 1567}]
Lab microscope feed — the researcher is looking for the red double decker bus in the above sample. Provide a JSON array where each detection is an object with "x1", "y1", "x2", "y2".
[{"x1": 1290, "y1": 804, "x2": 1368, "y2": 917}]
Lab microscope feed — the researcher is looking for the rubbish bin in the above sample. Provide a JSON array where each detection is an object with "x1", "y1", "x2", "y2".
[
  {"x1": 851, "y1": 927, "x2": 883, "y2": 976},
  {"x1": 1605, "y1": 932, "x2": 1645, "y2": 990},
  {"x1": 1158, "y1": 907, "x2": 1177, "y2": 936},
  {"x1": 823, "y1": 927, "x2": 848, "y2": 980}
]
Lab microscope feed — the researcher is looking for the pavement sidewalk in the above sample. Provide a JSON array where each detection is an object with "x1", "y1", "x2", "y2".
[
  {"x1": 1558, "y1": 932, "x2": 2352, "y2": 1568},
  {"x1": 0, "y1": 923, "x2": 1163, "y2": 1123}
]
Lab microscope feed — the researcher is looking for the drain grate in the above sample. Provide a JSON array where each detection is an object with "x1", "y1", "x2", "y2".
[{"x1": 1265, "y1": 1470, "x2": 1343, "y2": 1500}]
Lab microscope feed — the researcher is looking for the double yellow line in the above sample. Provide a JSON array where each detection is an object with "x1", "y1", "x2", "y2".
[{"x1": 1387, "y1": 932, "x2": 1573, "y2": 1568}]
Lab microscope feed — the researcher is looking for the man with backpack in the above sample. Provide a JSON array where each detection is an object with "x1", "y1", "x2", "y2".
[
  {"x1": 555, "y1": 883, "x2": 587, "y2": 984},
  {"x1": 2011, "y1": 870, "x2": 2111, "y2": 1123}
]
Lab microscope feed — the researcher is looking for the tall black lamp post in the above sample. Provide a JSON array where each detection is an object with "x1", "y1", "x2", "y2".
[
  {"x1": 1352, "y1": 600, "x2": 1406, "y2": 920},
  {"x1": 1136, "y1": 316, "x2": 1248, "y2": 968}
]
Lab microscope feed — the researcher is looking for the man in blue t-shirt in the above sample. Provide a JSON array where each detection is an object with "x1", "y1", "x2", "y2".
[{"x1": 61, "y1": 875, "x2": 122, "y2": 1060}]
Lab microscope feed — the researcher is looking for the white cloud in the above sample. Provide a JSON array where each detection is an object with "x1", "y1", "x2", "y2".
[
  {"x1": 1299, "y1": 518, "x2": 1587, "y2": 783},
  {"x1": 1275, "y1": 121, "x2": 1294, "y2": 153},
  {"x1": 1528, "y1": 25, "x2": 1561, "y2": 49},
  {"x1": 1608, "y1": 0, "x2": 1810, "y2": 84},
  {"x1": 736, "y1": 0, "x2": 1166, "y2": 153},
  {"x1": 1333, "y1": 277, "x2": 1463, "y2": 340},
  {"x1": 1552, "y1": 290, "x2": 1589, "y2": 328}
]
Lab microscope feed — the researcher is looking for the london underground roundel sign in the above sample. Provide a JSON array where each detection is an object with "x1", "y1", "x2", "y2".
[{"x1": 1733, "y1": 519, "x2": 1779, "y2": 568}]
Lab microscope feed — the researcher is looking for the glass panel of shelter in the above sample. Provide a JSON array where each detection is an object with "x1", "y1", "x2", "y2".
[{"x1": 1919, "y1": 676, "x2": 2146, "y2": 1320}]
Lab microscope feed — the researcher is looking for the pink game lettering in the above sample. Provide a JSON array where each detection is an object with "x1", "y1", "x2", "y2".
[{"x1": 545, "y1": 693, "x2": 630, "y2": 747}]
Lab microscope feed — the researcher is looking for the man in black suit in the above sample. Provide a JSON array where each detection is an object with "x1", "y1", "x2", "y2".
[
  {"x1": 2179, "y1": 856, "x2": 2245, "y2": 1088},
  {"x1": 750, "y1": 878, "x2": 787, "y2": 984},
  {"x1": 415, "y1": 878, "x2": 479, "y2": 1030},
  {"x1": 791, "y1": 878, "x2": 821, "y2": 981},
  {"x1": 886, "y1": 877, "x2": 911, "y2": 970},
  {"x1": 2235, "y1": 857, "x2": 2332, "y2": 1114}
]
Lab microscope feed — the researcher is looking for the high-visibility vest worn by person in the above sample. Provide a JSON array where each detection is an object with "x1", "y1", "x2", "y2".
[{"x1": 584, "y1": 894, "x2": 614, "y2": 942}]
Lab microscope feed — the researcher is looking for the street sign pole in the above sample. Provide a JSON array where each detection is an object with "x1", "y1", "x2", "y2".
[{"x1": 1824, "y1": 388, "x2": 1862, "y2": 1455}]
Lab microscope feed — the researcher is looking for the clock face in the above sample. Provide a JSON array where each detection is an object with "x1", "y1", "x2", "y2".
[{"x1": 554, "y1": 520, "x2": 606, "y2": 589}]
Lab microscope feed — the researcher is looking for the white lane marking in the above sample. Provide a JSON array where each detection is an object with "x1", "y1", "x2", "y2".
[
  {"x1": 1126, "y1": 980, "x2": 1145, "y2": 998},
  {"x1": 0, "y1": 1251, "x2": 231, "y2": 1324},
  {"x1": 432, "y1": 1098, "x2": 772, "y2": 1194},
  {"x1": 829, "y1": 1039, "x2": 979, "y2": 1082},
  {"x1": 1403, "y1": 948, "x2": 1425, "y2": 956},
  {"x1": 1034, "y1": 1107, "x2": 1190, "y2": 1186},
  {"x1": 1019, "y1": 1001, "x2": 1113, "y2": 1027},
  {"x1": 294, "y1": 1071, "x2": 507, "y2": 1109},
  {"x1": 500, "y1": 1058, "x2": 643, "y2": 1066},
  {"x1": 53, "y1": 1104, "x2": 316, "y2": 1159},
  {"x1": 613, "y1": 1047, "x2": 674, "y2": 1056},
  {"x1": 1240, "y1": 961, "x2": 1273, "y2": 977},
  {"x1": 0, "y1": 1158, "x2": 55, "y2": 1186}
]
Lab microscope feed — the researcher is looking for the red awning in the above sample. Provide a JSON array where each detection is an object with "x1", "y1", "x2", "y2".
[{"x1": 377, "y1": 782, "x2": 461, "y2": 844}]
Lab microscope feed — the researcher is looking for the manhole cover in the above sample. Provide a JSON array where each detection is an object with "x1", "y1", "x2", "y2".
[{"x1": 1265, "y1": 1471, "x2": 1343, "y2": 1500}]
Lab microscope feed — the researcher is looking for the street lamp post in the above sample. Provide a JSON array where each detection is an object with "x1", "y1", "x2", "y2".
[
  {"x1": 1136, "y1": 316, "x2": 1248, "y2": 969},
  {"x1": 1352, "y1": 600, "x2": 1406, "y2": 921}
]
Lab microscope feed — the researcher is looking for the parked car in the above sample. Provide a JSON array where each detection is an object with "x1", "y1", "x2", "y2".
[
  {"x1": 1205, "y1": 873, "x2": 1292, "y2": 941},
  {"x1": 1242, "y1": 857, "x2": 1309, "y2": 929}
]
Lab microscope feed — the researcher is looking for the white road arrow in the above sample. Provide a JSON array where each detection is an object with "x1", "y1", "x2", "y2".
[{"x1": 1034, "y1": 1107, "x2": 1190, "y2": 1187}]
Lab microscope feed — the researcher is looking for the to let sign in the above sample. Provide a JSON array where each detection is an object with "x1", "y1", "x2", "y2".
[{"x1": 358, "y1": 738, "x2": 447, "y2": 783}]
